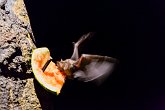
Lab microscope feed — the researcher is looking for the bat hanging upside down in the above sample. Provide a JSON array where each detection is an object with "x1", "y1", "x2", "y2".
[{"x1": 42, "y1": 32, "x2": 119, "y2": 85}]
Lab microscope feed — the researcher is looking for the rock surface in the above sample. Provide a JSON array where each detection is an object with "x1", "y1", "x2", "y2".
[{"x1": 0, "y1": 0, "x2": 42, "y2": 109}]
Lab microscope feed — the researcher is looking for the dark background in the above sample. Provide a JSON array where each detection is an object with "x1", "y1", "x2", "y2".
[{"x1": 25, "y1": 0, "x2": 164, "y2": 110}]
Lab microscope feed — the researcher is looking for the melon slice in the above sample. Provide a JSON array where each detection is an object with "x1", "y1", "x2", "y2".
[{"x1": 31, "y1": 47, "x2": 66, "y2": 95}]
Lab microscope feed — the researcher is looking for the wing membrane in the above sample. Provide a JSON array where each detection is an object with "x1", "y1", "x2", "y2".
[{"x1": 73, "y1": 54, "x2": 118, "y2": 85}]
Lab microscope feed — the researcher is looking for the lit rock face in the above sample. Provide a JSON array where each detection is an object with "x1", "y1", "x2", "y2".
[{"x1": 0, "y1": 0, "x2": 42, "y2": 109}]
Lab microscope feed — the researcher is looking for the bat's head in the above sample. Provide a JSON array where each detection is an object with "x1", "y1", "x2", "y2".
[{"x1": 56, "y1": 59, "x2": 77, "y2": 79}]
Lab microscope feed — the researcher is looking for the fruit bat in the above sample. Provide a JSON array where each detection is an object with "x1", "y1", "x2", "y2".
[{"x1": 42, "y1": 32, "x2": 118, "y2": 85}]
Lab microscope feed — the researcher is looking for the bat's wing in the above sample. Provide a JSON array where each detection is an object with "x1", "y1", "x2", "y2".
[
  {"x1": 71, "y1": 32, "x2": 95, "y2": 60},
  {"x1": 73, "y1": 54, "x2": 118, "y2": 85}
]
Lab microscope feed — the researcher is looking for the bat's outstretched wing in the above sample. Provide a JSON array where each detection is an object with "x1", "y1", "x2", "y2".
[
  {"x1": 73, "y1": 54, "x2": 118, "y2": 85},
  {"x1": 71, "y1": 32, "x2": 95, "y2": 60}
]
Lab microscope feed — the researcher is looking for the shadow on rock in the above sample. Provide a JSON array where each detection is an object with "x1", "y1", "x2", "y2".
[{"x1": 34, "y1": 79, "x2": 58, "y2": 110}]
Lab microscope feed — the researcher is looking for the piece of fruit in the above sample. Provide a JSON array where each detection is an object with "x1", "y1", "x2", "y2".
[{"x1": 31, "y1": 47, "x2": 66, "y2": 95}]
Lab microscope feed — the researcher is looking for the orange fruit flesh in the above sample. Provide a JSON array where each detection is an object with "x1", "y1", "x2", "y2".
[
  {"x1": 43, "y1": 61, "x2": 65, "y2": 92},
  {"x1": 32, "y1": 47, "x2": 66, "y2": 95}
]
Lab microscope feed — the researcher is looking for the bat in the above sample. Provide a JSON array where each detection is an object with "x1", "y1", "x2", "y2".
[{"x1": 54, "y1": 32, "x2": 119, "y2": 85}]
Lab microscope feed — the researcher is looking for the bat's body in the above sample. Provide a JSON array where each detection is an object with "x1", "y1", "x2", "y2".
[{"x1": 55, "y1": 32, "x2": 118, "y2": 85}]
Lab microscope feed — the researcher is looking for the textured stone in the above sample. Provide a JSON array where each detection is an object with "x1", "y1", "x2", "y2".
[{"x1": 0, "y1": 0, "x2": 42, "y2": 109}]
